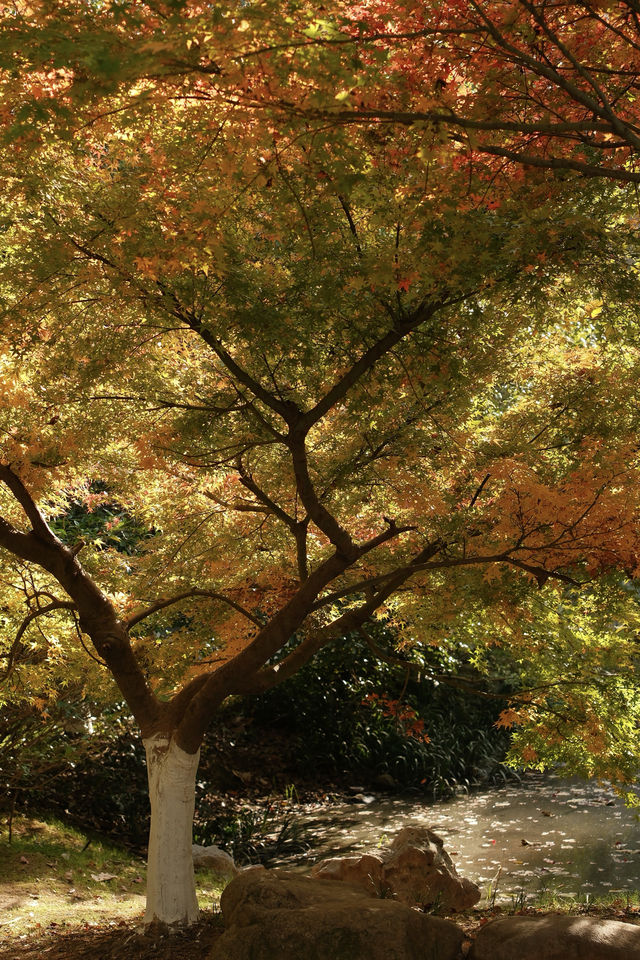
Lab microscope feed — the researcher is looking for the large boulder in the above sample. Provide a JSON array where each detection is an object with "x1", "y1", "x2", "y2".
[
  {"x1": 312, "y1": 826, "x2": 480, "y2": 911},
  {"x1": 211, "y1": 868, "x2": 465, "y2": 960},
  {"x1": 469, "y1": 915, "x2": 640, "y2": 960}
]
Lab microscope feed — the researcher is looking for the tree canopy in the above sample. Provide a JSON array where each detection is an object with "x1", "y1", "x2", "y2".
[{"x1": 4, "y1": 0, "x2": 640, "y2": 185}]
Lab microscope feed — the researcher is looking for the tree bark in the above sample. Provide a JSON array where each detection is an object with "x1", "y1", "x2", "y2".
[{"x1": 143, "y1": 735, "x2": 201, "y2": 927}]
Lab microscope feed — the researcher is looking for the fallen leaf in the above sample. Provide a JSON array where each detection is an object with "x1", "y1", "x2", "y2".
[{"x1": 90, "y1": 872, "x2": 117, "y2": 882}]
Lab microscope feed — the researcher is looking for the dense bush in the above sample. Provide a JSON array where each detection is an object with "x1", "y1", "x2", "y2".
[
  {"x1": 193, "y1": 802, "x2": 310, "y2": 865},
  {"x1": 0, "y1": 700, "x2": 150, "y2": 848},
  {"x1": 36, "y1": 709, "x2": 150, "y2": 847},
  {"x1": 248, "y1": 627, "x2": 513, "y2": 796},
  {"x1": 0, "y1": 698, "x2": 90, "y2": 837}
]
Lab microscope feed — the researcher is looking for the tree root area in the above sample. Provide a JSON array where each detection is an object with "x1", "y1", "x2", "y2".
[{"x1": 0, "y1": 913, "x2": 225, "y2": 960}]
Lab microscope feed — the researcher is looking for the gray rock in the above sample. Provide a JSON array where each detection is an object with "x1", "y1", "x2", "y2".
[
  {"x1": 470, "y1": 915, "x2": 640, "y2": 960},
  {"x1": 212, "y1": 868, "x2": 464, "y2": 960},
  {"x1": 312, "y1": 825, "x2": 480, "y2": 911},
  {"x1": 374, "y1": 773, "x2": 397, "y2": 790},
  {"x1": 192, "y1": 844, "x2": 237, "y2": 875}
]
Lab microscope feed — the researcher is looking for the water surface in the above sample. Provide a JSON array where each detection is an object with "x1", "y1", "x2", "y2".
[{"x1": 285, "y1": 773, "x2": 640, "y2": 902}]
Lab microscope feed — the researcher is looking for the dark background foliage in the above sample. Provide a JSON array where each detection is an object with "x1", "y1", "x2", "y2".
[{"x1": 1, "y1": 624, "x2": 512, "y2": 858}]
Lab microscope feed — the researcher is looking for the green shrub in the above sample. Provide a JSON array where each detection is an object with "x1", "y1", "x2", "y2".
[
  {"x1": 0, "y1": 700, "x2": 150, "y2": 848},
  {"x1": 248, "y1": 627, "x2": 512, "y2": 796}
]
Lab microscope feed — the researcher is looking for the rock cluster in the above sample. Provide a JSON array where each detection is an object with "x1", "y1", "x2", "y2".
[
  {"x1": 311, "y1": 825, "x2": 480, "y2": 911},
  {"x1": 211, "y1": 868, "x2": 465, "y2": 960},
  {"x1": 207, "y1": 826, "x2": 640, "y2": 960}
]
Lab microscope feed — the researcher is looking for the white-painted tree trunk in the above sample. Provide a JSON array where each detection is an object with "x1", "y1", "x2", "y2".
[{"x1": 143, "y1": 735, "x2": 201, "y2": 927}]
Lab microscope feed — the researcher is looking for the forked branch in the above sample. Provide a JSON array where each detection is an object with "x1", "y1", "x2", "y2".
[
  {"x1": 0, "y1": 599, "x2": 77, "y2": 682},
  {"x1": 126, "y1": 588, "x2": 262, "y2": 629}
]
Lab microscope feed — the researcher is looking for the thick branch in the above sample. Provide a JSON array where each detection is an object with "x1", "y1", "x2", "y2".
[
  {"x1": 468, "y1": 0, "x2": 637, "y2": 141},
  {"x1": 311, "y1": 544, "x2": 579, "y2": 612},
  {"x1": 0, "y1": 465, "x2": 61, "y2": 545},
  {"x1": 236, "y1": 459, "x2": 299, "y2": 531},
  {"x1": 0, "y1": 517, "x2": 50, "y2": 566},
  {"x1": 288, "y1": 433, "x2": 357, "y2": 559},
  {"x1": 237, "y1": 538, "x2": 445, "y2": 695},
  {"x1": 165, "y1": 672, "x2": 213, "y2": 728},
  {"x1": 233, "y1": 631, "x2": 327, "y2": 695},
  {"x1": 338, "y1": 195, "x2": 363, "y2": 256},
  {"x1": 180, "y1": 311, "x2": 300, "y2": 427},
  {"x1": 295, "y1": 519, "x2": 310, "y2": 582},
  {"x1": 311, "y1": 538, "x2": 446, "y2": 611},
  {"x1": 174, "y1": 546, "x2": 358, "y2": 750},
  {"x1": 505, "y1": 558, "x2": 580, "y2": 588},
  {"x1": 0, "y1": 472, "x2": 160, "y2": 732},
  {"x1": 296, "y1": 299, "x2": 444, "y2": 434},
  {"x1": 235, "y1": 459, "x2": 311, "y2": 580},
  {"x1": 478, "y1": 145, "x2": 640, "y2": 183}
]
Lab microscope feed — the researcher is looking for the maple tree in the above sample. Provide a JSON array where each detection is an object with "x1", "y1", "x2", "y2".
[{"x1": 2, "y1": 0, "x2": 640, "y2": 928}]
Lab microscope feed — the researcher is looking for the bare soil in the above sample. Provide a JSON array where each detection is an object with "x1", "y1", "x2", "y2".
[{"x1": 0, "y1": 913, "x2": 225, "y2": 960}]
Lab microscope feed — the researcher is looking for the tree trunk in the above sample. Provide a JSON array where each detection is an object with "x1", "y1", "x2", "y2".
[{"x1": 143, "y1": 734, "x2": 201, "y2": 927}]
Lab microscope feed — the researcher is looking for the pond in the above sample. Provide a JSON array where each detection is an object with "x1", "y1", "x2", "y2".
[{"x1": 281, "y1": 772, "x2": 640, "y2": 903}]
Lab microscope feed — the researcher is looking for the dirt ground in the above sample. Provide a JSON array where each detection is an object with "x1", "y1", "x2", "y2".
[
  {"x1": 0, "y1": 913, "x2": 225, "y2": 960},
  {"x1": 0, "y1": 912, "x2": 476, "y2": 960}
]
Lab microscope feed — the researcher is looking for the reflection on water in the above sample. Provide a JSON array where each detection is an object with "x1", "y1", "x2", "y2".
[{"x1": 280, "y1": 773, "x2": 640, "y2": 901}]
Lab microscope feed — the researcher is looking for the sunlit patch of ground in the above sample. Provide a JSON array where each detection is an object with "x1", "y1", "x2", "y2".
[{"x1": 0, "y1": 815, "x2": 226, "y2": 945}]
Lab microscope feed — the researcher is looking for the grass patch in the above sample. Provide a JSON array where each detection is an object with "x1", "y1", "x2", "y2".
[
  {"x1": 0, "y1": 815, "x2": 227, "y2": 940},
  {"x1": 532, "y1": 888, "x2": 640, "y2": 914},
  {"x1": 476, "y1": 883, "x2": 640, "y2": 926}
]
